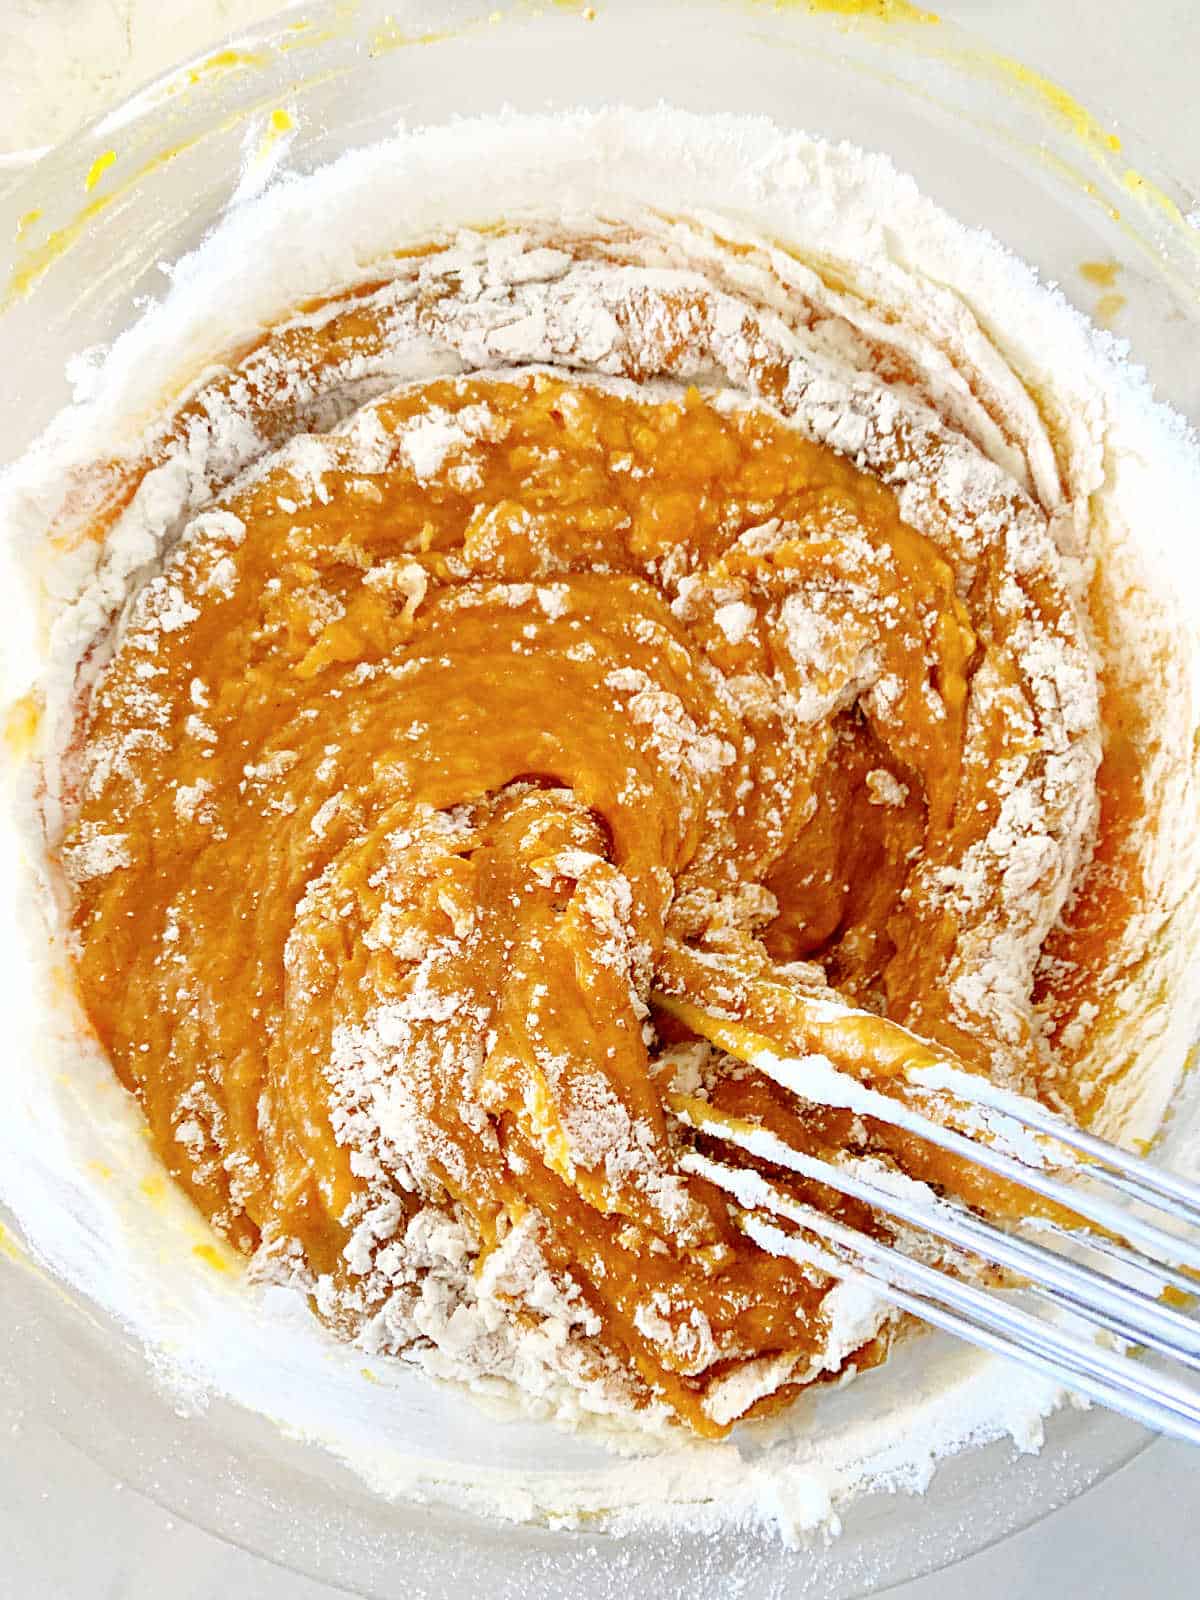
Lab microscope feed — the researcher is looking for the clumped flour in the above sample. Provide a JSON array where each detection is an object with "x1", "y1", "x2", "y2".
[{"x1": 1, "y1": 107, "x2": 1199, "y2": 1548}]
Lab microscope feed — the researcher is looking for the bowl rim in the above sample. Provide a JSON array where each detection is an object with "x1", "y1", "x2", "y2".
[{"x1": 1, "y1": 2, "x2": 1196, "y2": 1596}]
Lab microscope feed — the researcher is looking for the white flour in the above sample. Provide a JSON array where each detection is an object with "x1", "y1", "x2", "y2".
[{"x1": 1, "y1": 106, "x2": 1199, "y2": 1546}]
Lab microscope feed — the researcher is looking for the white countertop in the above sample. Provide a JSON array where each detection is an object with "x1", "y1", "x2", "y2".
[{"x1": 3, "y1": 2, "x2": 1199, "y2": 1596}]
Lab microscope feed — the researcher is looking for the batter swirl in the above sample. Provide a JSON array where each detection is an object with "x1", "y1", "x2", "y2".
[{"x1": 59, "y1": 229, "x2": 1109, "y2": 1434}]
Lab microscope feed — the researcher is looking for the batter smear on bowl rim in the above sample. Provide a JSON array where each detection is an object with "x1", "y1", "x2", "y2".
[{"x1": 48, "y1": 213, "x2": 1185, "y2": 1439}]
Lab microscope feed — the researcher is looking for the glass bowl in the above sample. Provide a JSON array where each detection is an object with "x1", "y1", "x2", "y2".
[{"x1": 2, "y1": 4, "x2": 1199, "y2": 1596}]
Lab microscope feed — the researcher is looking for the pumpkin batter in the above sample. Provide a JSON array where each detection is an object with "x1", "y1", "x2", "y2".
[{"x1": 58, "y1": 233, "x2": 1111, "y2": 1436}]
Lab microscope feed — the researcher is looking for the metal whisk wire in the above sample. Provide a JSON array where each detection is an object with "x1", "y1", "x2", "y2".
[{"x1": 655, "y1": 990, "x2": 1200, "y2": 1445}]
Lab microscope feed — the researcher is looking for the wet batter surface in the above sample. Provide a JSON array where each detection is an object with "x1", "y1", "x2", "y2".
[{"x1": 56, "y1": 231, "x2": 1119, "y2": 1435}]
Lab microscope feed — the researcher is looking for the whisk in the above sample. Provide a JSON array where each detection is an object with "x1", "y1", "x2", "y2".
[{"x1": 654, "y1": 988, "x2": 1200, "y2": 1445}]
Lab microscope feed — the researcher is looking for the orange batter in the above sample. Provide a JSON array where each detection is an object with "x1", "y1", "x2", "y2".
[{"x1": 60, "y1": 336, "x2": 1103, "y2": 1433}]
